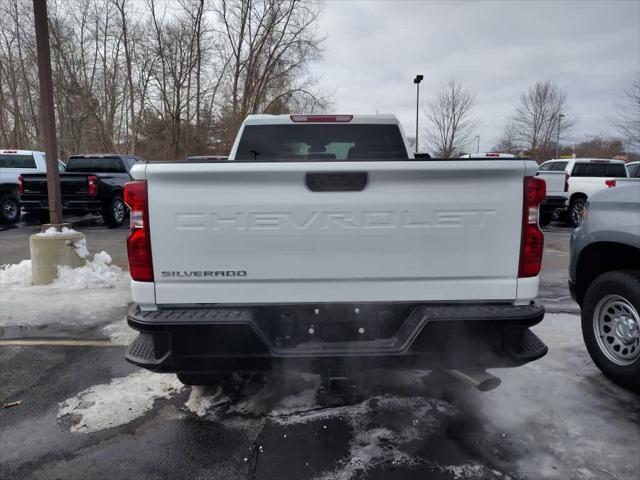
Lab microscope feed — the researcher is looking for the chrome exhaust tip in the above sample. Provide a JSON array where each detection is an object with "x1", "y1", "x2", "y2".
[{"x1": 447, "y1": 369, "x2": 501, "y2": 392}]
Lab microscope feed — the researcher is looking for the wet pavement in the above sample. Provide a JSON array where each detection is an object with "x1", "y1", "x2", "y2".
[{"x1": 1, "y1": 219, "x2": 639, "y2": 479}]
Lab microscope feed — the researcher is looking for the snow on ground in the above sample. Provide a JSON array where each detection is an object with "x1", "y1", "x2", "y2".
[
  {"x1": 0, "y1": 253, "x2": 130, "y2": 328},
  {"x1": 185, "y1": 386, "x2": 230, "y2": 417},
  {"x1": 57, "y1": 370, "x2": 183, "y2": 433},
  {"x1": 55, "y1": 252, "x2": 125, "y2": 289},
  {"x1": 0, "y1": 251, "x2": 126, "y2": 290},
  {"x1": 101, "y1": 318, "x2": 138, "y2": 345}
]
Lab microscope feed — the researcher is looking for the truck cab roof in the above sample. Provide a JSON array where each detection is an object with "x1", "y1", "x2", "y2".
[{"x1": 242, "y1": 114, "x2": 401, "y2": 126}]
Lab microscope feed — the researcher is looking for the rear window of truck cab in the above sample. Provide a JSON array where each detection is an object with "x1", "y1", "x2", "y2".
[
  {"x1": 571, "y1": 162, "x2": 627, "y2": 177},
  {"x1": 66, "y1": 156, "x2": 126, "y2": 173},
  {"x1": 235, "y1": 124, "x2": 408, "y2": 161},
  {"x1": 0, "y1": 154, "x2": 36, "y2": 168}
]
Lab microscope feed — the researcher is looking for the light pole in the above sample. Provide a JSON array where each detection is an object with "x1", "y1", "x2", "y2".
[
  {"x1": 555, "y1": 113, "x2": 565, "y2": 159},
  {"x1": 33, "y1": 0, "x2": 63, "y2": 228},
  {"x1": 413, "y1": 74, "x2": 423, "y2": 153},
  {"x1": 475, "y1": 135, "x2": 480, "y2": 154}
]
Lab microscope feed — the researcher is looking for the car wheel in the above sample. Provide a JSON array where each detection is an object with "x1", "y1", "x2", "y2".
[
  {"x1": 581, "y1": 270, "x2": 640, "y2": 390},
  {"x1": 569, "y1": 197, "x2": 587, "y2": 227},
  {"x1": 0, "y1": 194, "x2": 20, "y2": 224},
  {"x1": 102, "y1": 195, "x2": 126, "y2": 228}
]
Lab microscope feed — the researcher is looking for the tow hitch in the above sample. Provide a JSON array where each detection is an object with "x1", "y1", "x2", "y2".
[{"x1": 316, "y1": 368, "x2": 361, "y2": 406}]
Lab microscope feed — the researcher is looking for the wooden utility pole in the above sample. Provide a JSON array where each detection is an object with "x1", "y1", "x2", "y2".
[{"x1": 33, "y1": 0, "x2": 63, "y2": 228}]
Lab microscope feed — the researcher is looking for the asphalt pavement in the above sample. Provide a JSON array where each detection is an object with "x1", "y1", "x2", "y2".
[{"x1": 1, "y1": 217, "x2": 638, "y2": 480}]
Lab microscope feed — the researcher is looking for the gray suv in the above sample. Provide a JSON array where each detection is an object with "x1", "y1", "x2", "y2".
[{"x1": 569, "y1": 184, "x2": 640, "y2": 389}]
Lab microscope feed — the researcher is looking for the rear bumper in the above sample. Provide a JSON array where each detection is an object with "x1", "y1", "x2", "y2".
[
  {"x1": 20, "y1": 197, "x2": 102, "y2": 213},
  {"x1": 126, "y1": 303, "x2": 547, "y2": 373}
]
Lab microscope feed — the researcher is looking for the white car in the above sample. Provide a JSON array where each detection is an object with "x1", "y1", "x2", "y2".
[
  {"x1": 0, "y1": 150, "x2": 64, "y2": 224},
  {"x1": 123, "y1": 113, "x2": 548, "y2": 390},
  {"x1": 537, "y1": 158, "x2": 628, "y2": 226}
]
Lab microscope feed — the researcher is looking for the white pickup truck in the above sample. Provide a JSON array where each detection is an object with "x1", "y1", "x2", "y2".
[
  {"x1": 537, "y1": 158, "x2": 629, "y2": 226},
  {"x1": 124, "y1": 114, "x2": 548, "y2": 389}
]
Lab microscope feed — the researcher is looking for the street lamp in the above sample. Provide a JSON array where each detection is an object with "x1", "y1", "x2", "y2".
[
  {"x1": 475, "y1": 135, "x2": 480, "y2": 154},
  {"x1": 555, "y1": 113, "x2": 565, "y2": 159},
  {"x1": 413, "y1": 74, "x2": 423, "y2": 153}
]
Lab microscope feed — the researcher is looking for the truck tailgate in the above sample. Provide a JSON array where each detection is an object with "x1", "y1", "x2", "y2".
[
  {"x1": 145, "y1": 161, "x2": 528, "y2": 304},
  {"x1": 21, "y1": 173, "x2": 90, "y2": 196},
  {"x1": 536, "y1": 171, "x2": 565, "y2": 196}
]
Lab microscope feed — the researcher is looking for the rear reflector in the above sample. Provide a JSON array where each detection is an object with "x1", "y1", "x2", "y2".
[
  {"x1": 519, "y1": 177, "x2": 546, "y2": 278},
  {"x1": 88, "y1": 175, "x2": 98, "y2": 195},
  {"x1": 290, "y1": 115, "x2": 353, "y2": 123},
  {"x1": 18, "y1": 175, "x2": 23, "y2": 194},
  {"x1": 124, "y1": 181, "x2": 153, "y2": 282},
  {"x1": 605, "y1": 179, "x2": 616, "y2": 188}
]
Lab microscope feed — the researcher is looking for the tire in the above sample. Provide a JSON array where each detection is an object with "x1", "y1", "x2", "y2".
[
  {"x1": 177, "y1": 373, "x2": 228, "y2": 387},
  {"x1": 102, "y1": 195, "x2": 126, "y2": 228},
  {"x1": 569, "y1": 196, "x2": 587, "y2": 227},
  {"x1": 0, "y1": 194, "x2": 20, "y2": 224},
  {"x1": 581, "y1": 270, "x2": 640, "y2": 390}
]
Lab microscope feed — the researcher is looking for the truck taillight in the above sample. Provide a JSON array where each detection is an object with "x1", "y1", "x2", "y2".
[
  {"x1": 519, "y1": 176, "x2": 546, "y2": 278},
  {"x1": 18, "y1": 175, "x2": 24, "y2": 194},
  {"x1": 124, "y1": 181, "x2": 153, "y2": 281},
  {"x1": 563, "y1": 173, "x2": 569, "y2": 192},
  {"x1": 88, "y1": 175, "x2": 98, "y2": 195}
]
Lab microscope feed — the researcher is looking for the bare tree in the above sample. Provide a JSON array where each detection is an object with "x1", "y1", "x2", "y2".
[
  {"x1": 424, "y1": 80, "x2": 478, "y2": 158},
  {"x1": 214, "y1": 0, "x2": 328, "y2": 149},
  {"x1": 0, "y1": 0, "x2": 327, "y2": 159},
  {"x1": 505, "y1": 80, "x2": 572, "y2": 161},
  {"x1": 492, "y1": 123, "x2": 520, "y2": 155},
  {"x1": 612, "y1": 73, "x2": 640, "y2": 151}
]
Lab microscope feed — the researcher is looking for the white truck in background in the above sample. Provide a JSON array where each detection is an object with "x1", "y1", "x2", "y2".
[
  {"x1": 537, "y1": 158, "x2": 628, "y2": 226},
  {"x1": 123, "y1": 114, "x2": 548, "y2": 391}
]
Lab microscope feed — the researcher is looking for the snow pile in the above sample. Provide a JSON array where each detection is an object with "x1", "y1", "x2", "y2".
[
  {"x1": 0, "y1": 260, "x2": 32, "y2": 288},
  {"x1": 55, "y1": 252, "x2": 125, "y2": 289},
  {"x1": 0, "y1": 252, "x2": 126, "y2": 290},
  {"x1": 57, "y1": 370, "x2": 183, "y2": 433},
  {"x1": 36, "y1": 226, "x2": 80, "y2": 236},
  {"x1": 73, "y1": 237, "x2": 90, "y2": 258}
]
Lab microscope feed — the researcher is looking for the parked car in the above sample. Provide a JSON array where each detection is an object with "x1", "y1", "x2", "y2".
[
  {"x1": 0, "y1": 149, "x2": 66, "y2": 224},
  {"x1": 569, "y1": 184, "x2": 640, "y2": 389},
  {"x1": 185, "y1": 155, "x2": 228, "y2": 163},
  {"x1": 19, "y1": 154, "x2": 144, "y2": 227},
  {"x1": 537, "y1": 158, "x2": 628, "y2": 226},
  {"x1": 626, "y1": 161, "x2": 640, "y2": 178},
  {"x1": 124, "y1": 113, "x2": 548, "y2": 390}
]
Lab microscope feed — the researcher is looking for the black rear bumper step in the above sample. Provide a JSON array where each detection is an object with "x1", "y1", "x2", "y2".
[{"x1": 126, "y1": 303, "x2": 546, "y2": 373}]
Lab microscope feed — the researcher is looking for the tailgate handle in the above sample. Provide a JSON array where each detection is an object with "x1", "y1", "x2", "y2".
[{"x1": 305, "y1": 172, "x2": 368, "y2": 192}]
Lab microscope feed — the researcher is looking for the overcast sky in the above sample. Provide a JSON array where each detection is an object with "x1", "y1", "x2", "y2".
[{"x1": 311, "y1": 0, "x2": 640, "y2": 151}]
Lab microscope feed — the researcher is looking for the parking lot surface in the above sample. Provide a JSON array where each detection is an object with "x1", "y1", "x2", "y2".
[{"x1": 1, "y1": 217, "x2": 638, "y2": 480}]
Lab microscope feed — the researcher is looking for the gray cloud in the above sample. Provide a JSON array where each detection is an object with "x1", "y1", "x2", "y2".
[{"x1": 312, "y1": 0, "x2": 640, "y2": 152}]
